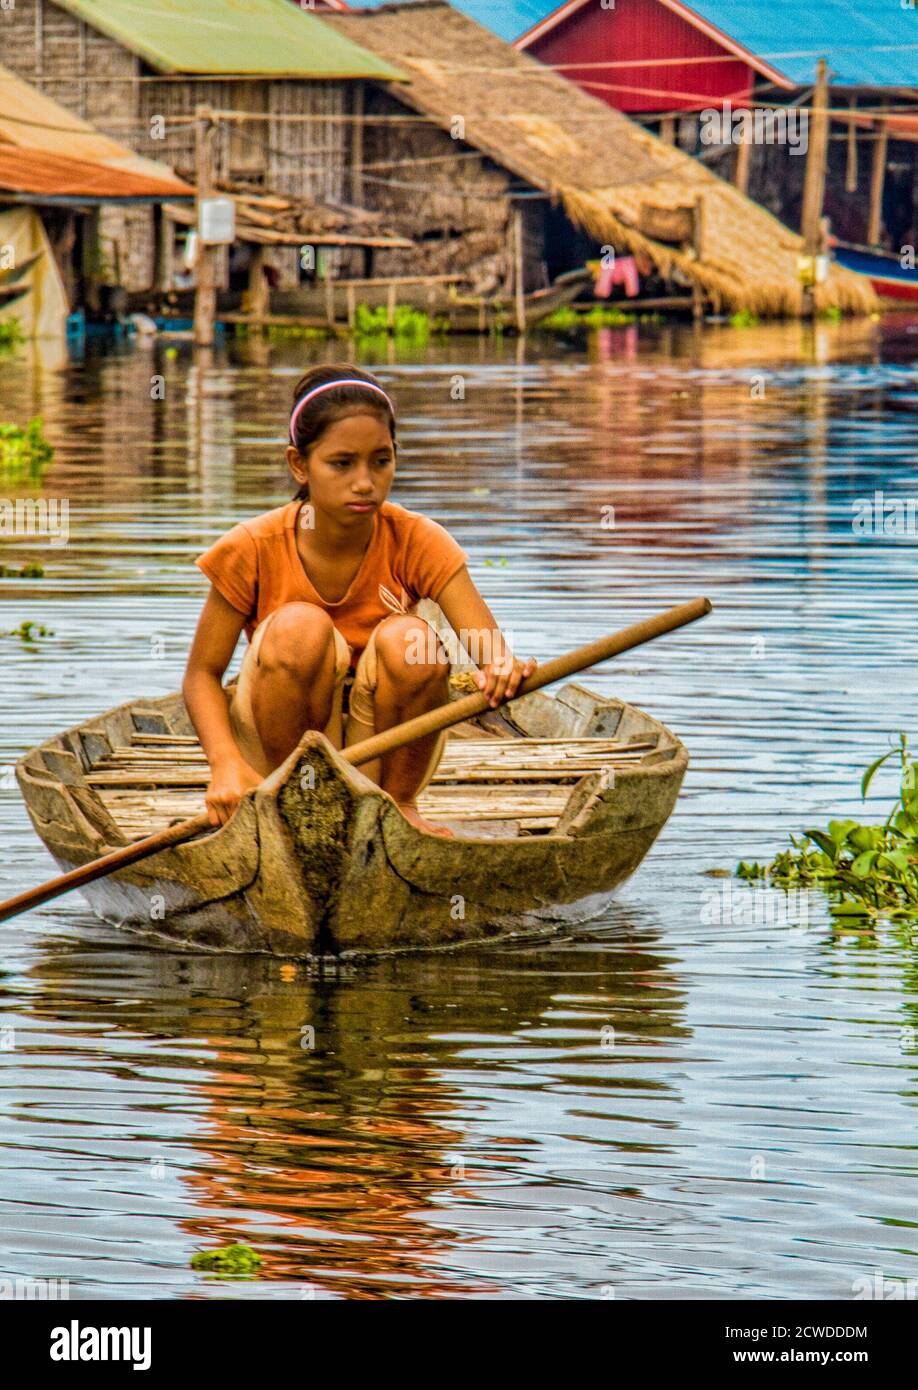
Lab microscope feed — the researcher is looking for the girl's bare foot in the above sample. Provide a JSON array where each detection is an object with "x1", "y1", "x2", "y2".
[{"x1": 396, "y1": 800, "x2": 455, "y2": 838}]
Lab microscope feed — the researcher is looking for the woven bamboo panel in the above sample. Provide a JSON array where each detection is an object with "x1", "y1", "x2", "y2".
[{"x1": 89, "y1": 733, "x2": 655, "y2": 839}]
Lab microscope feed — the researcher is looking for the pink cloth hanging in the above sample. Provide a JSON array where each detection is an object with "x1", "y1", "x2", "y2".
[{"x1": 594, "y1": 255, "x2": 640, "y2": 298}]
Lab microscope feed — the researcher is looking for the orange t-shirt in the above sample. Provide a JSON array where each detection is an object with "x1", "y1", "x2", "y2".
[{"x1": 195, "y1": 499, "x2": 469, "y2": 666}]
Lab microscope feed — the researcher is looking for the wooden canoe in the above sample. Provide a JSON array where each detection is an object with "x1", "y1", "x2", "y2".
[
  {"x1": 268, "y1": 267, "x2": 594, "y2": 333},
  {"x1": 15, "y1": 646, "x2": 687, "y2": 959}
]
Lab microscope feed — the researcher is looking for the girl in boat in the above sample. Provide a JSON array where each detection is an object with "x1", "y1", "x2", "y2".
[{"x1": 183, "y1": 364, "x2": 536, "y2": 838}]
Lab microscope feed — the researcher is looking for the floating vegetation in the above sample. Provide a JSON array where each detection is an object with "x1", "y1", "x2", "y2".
[
  {"x1": 233, "y1": 321, "x2": 335, "y2": 341},
  {"x1": 1, "y1": 620, "x2": 54, "y2": 643},
  {"x1": 268, "y1": 324, "x2": 334, "y2": 341},
  {"x1": 738, "y1": 734, "x2": 918, "y2": 921},
  {"x1": 352, "y1": 303, "x2": 447, "y2": 338},
  {"x1": 0, "y1": 417, "x2": 54, "y2": 483},
  {"x1": 0, "y1": 318, "x2": 24, "y2": 351},
  {"x1": 582, "y1": 305, "x2": 637, "y2": 327},
  {"x1": 190, "y1": 1243, "x2": 263, "y2": 1276},
  {"x1": 539, "y1": 307, "x2": 576, "y2": 330},
  {"x1": 540, "y1": 305, "x2": 660, "y2": 331},
  {"x1": 729, "y1": 310, "x2": 761, "y2": 328},
  {"x1": 0, "y1": 562, "x2": 44, "y2": 579}
]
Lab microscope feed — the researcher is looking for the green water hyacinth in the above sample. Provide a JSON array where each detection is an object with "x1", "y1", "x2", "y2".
[
  {"x1": 0, "y1": 417, "x2": 54, "y2": 483},
  {"x1": 0, "y1": 318, "x2": 24, "y2": 350},
  {"x1": 737, "y1": 734, "x2": 918, "y2": 921},
  {"x1": 190, "y1": 1243, "x2": 263, "y2": 1276},
  {"x1": 353, "y1": 302, "x2": 446, "y2": 338},
  {"x1": 0, "y1": 562, "x2": 44, "y2": 578},
  {"x1": 1, "y1": 620, "x2": 53, "y2": 643}
]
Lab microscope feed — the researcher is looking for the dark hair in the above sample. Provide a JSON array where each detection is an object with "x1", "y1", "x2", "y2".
[{"x1": 288, "y1": 364, "x2": 396, "y2": 501}]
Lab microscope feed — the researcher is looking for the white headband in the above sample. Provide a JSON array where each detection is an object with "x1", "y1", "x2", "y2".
[{"x1": 289, "y1": 379, "x2": 394, "y2": 445}]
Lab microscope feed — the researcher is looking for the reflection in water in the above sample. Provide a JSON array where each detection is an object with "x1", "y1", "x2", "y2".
[
  {"x1": 1, "y1": 318, "x2": 918, "y2": 1297},
  {"x1": 14, "y1": 923, "x2": 682, "y2": 1298}
]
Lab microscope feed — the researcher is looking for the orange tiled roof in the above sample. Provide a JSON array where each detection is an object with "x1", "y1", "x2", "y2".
[{"x1": 0, "y1": 142, "x2": 192, "y2": 199}]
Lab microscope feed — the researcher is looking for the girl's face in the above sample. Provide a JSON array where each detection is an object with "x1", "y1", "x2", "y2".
[{"x1": 286, "y1": 411, "x2": 395, "y2": 523}]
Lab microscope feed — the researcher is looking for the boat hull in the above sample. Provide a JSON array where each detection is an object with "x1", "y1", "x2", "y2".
[
  {"x1": 832, "y1": 243, "x2": 918, "y2": 305},
  {"x1": 16, "y1": 680, "x2": 687, "y2": 958}
]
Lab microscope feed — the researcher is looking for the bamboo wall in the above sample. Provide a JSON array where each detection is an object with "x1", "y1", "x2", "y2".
[
  {"x1": 135, "y1": 76, "x2": 352, "y2": 287},
  {"x1": 3, "y1": 0, "x2": 354, "y2": 294},
  {"x1": 2, "y1": 0, "x2": 155, "y2": 293},
  {"x1": 358, "y1": 86, "x2": 517, "y2": 294}
]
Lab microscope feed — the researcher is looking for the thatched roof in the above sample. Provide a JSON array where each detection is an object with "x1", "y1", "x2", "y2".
[{"x1": 323, "y1": 0, "x2": 875, "y2": 316}]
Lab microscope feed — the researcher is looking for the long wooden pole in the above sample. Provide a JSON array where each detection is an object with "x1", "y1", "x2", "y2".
[
  {"x1": 802, "y1": 60, "x2": 830, "y2": 254},
  {"x1": 0, "y1": 598, "x2": 711, "y2": 925},
  {"x1": 345, "y1": 597, "x2": 711, "y2": 766},
  {"x1": 193, "y1": 105, "x2": 218, "y2": 348}
]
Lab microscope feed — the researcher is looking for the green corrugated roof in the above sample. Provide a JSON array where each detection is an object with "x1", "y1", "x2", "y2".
[{"x1": 52, "y1": 0, "x2": 407, "y2": 78}]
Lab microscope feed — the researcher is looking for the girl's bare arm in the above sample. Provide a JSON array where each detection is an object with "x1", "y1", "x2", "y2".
[
  {"x1": 435, "y1": 565, "x2": 536, "y2": 706},
  {"x1": 182, "y1": 587, "x2": 262, "y2": 824}
]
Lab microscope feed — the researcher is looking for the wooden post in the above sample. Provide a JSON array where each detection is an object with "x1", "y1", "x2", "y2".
[
  {"x1": 324, "y1": 269, "x2": 335, "y2": 327},
  {"x1": 846, "y1": 95, "x2": 858, "y2": 193},
  {"x1": 801, "y1": 59, "x2": 830, "y2": 256},
  {"x1": 513, "y1": 203, "x2": 525, "y2": 335},
  {"x1": 386, "y1": 281, "x2": 396, "y2": 332},
  {"x1": 659, "y1": 114, "x2": 676, "y2": 145},
  {"x1": 867, "y1": 118, "x2": 888, "y2": 246},
  {"x1": 247, "y1": 243, "x2": 270, "y2": 320},
  {"x1": 53, "y1": 211, "x2": 77, "y2": 310},
  {"x1": 351, "y1": 81, "x2": 364, "y2": 205},
  {"x1": 801, "y1": 58, "x2": 830, "y2": 317},
  {"x1": 692, "y1": 193, "x2": 705, "y2": 321},
  {"x1": 193, "y1": 105, "x2": 218, "y2": 348},
  {"x1": 734, "y1": 127, "x2": 751, "y2": 195},
  {"x1": 82, "y1": 208, "x2": 102, "y2": 314},
  {"x1": 154, "y1": 205, "x2": 174, "y2": 294},
  {"x1": 346, "y1": 281, "x2": 356, "y2": 330}
]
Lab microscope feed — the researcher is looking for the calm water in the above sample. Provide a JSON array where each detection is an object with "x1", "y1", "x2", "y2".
[{"x1": 1, "y1": 318, "x2": 918, "y2": 1299}]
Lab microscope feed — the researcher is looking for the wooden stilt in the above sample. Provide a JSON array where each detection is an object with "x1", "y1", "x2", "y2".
[
  {"x1": 52, "y1": 210, "x2": 77, "y2": 309},
  {"x1": 846, "y1": 95, "x2": 859, "y2": 193},
  {"x1": 351, "y1": 81, "x2": 364, "y2": 205},
  {"x1": 513, "y1": 203, "x2": 525, "y2": 334},
  {"x1": 154, "y1": 205, "x2": 174, "y2": 294},
  {"x1": 801, "y1": 58, "x2": 830, "y2": 316},
  {"x1": 867, "y1": 118, "x2": 888, "y2": 246},
  {"x1": 734, "y1": 130, "x2": 752, "y2": 195},
  {"x1": 193, "y1": 105, "x2": 218, "y2": 348},
  {"x1": 246, "y1": 244, "x2": 270, "y2": 319},
  {"x1": 659, "y1": 114, "x2": 676, "y2": 144},
  {"x1": 692, "y1": 194, "x2": 706, "y2": 321},
  {"x1": 82, "y1": 207, "x2": 102, "y2": 314}
]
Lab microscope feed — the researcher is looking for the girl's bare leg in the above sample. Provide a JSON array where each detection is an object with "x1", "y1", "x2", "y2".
[
  {"x1": 248, "y1": 602, "x2": 339, "y2": 769},
  {"x1": 370, "y1": 614, "x2": 453, "y2": 838}
]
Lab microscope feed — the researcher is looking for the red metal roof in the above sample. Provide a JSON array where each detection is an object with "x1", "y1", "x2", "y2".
[{"x1": 0, "y1": 142, "x2": 192, "y2": 199}]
